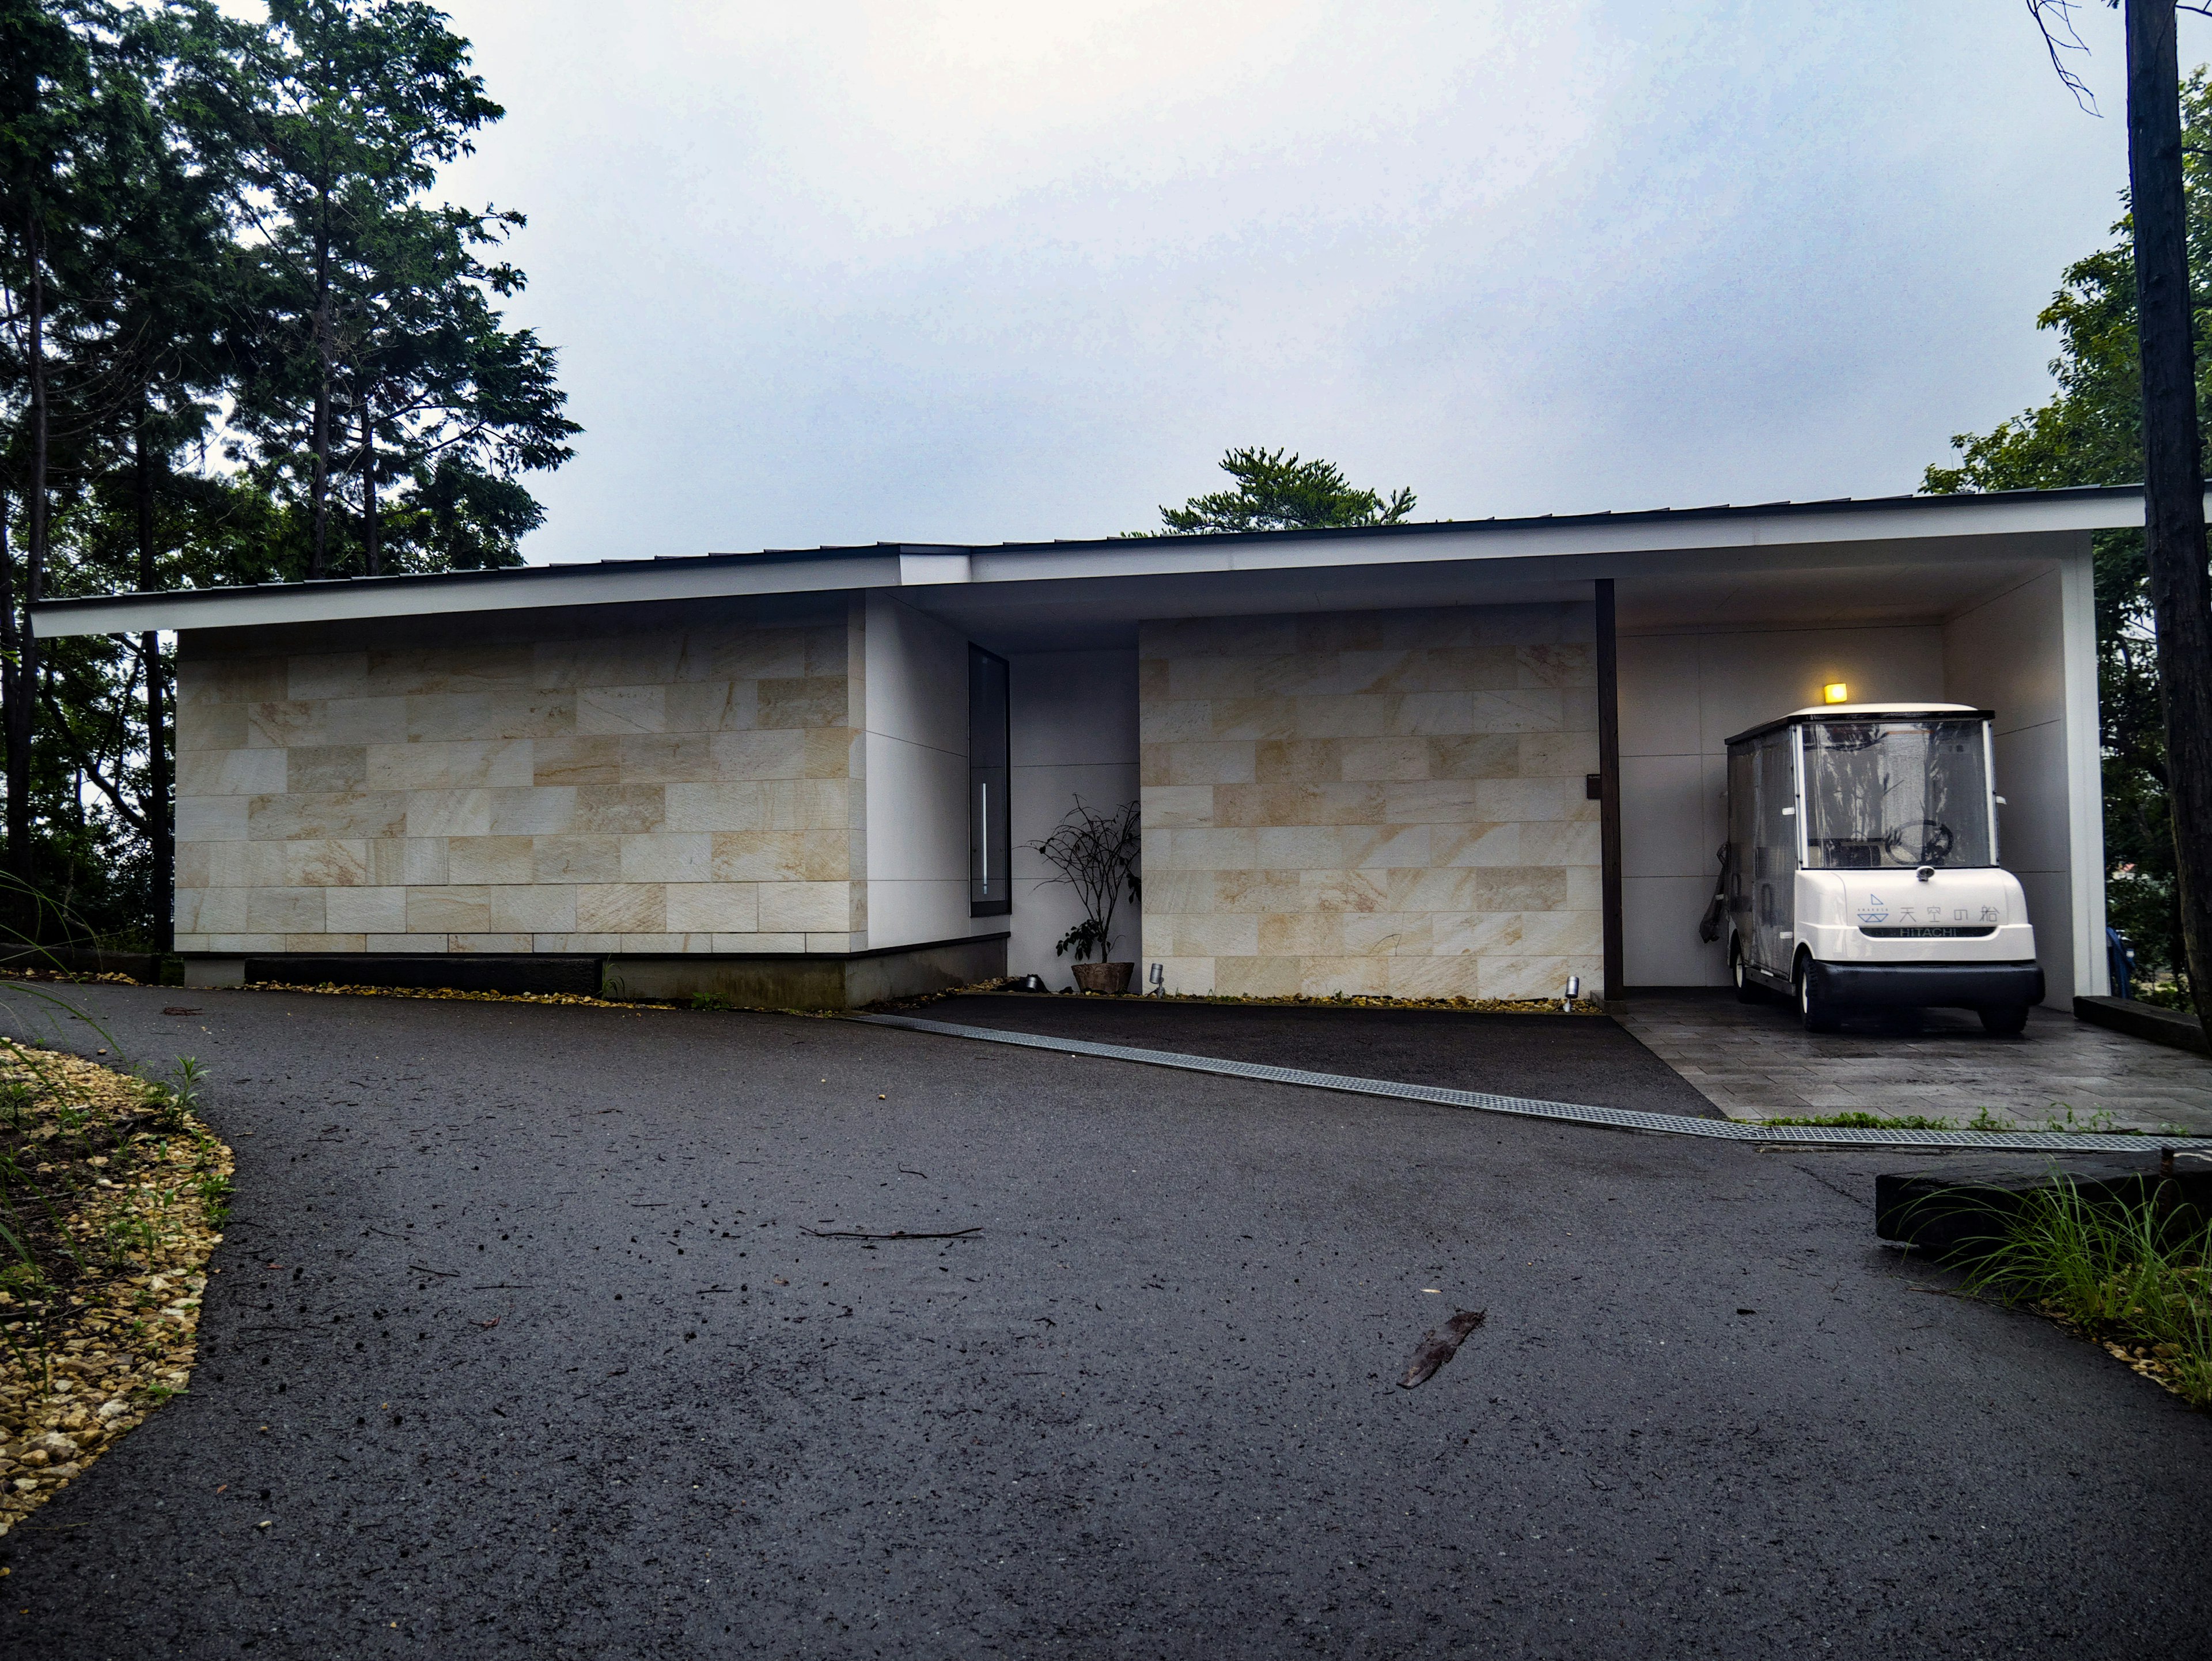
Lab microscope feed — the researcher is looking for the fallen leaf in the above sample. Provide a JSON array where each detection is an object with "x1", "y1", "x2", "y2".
[{"x1": 1397, "y1": 1309, "x2": 1487, "y2": 1390}]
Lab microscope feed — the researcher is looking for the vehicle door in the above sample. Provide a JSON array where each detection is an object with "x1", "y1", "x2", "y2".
[{"x1": 1750, "y1": 731, "x2": 1800, "y2": 975}]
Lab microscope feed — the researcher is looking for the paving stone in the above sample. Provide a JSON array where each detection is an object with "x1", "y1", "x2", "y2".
[{"x1": 1613, "y1": 992, "x2": 2212, "y2": 1135}]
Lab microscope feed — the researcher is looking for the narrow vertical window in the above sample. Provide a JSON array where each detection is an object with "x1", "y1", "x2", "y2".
[{"x1": 969, "y1": 644, "x2": 1011, "y2": 917}]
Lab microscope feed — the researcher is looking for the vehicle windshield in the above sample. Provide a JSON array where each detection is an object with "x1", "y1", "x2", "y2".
[{"x1": 1800, "y1": 718, "x2": 1993, "y2": 869}]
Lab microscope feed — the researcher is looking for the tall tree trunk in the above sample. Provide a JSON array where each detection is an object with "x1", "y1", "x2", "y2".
[
  {"x1": 361, "y1": 389, "x2": 380, "y2": 577},
  {"x1": 0, "y1": 487, "x2": 20, "y2": 921},
  {"x1": 2128, "y1": 0, "x2": 2212, "y2": 1017},
  {"x1": 309, "y1": 194, "x2": 332, "y2": 580},
  {"x1": 7, "y1": 206, "x2": 48, "y2": 914},
  {"x1": 135, "y1": 401, "x2": 172, "y2": 956}
]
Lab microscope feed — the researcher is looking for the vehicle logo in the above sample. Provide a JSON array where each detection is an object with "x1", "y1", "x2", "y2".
[{"x1": 1857, "y1": 892, "x2": 1888, "y2": 925}]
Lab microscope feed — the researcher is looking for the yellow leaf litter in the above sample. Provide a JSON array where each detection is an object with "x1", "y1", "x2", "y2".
[{"x1": 0, "y1": 1045, "x2": 232, "y2": 1535}]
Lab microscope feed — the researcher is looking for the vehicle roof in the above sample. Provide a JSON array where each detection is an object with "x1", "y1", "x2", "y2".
[{"x1": 1724, "y1": 703, "x2": 1993, "y2": 747}]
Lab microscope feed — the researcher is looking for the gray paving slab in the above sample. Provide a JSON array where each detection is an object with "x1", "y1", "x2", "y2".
[
  {"x1": 1, "y1": 982, "x2": 2207, "y2": 1659},
  {"x1": 1612, "y1": 990, "x2": 2212, "y2": 1134}
]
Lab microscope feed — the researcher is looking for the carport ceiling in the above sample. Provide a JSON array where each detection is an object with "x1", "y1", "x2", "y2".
[
  {"x1": 1614, "y1": 558, "x2": 2051, "y2": 634},
  {"x1": 910, "y1": 548, "x2": 2062, "y2": 657}
]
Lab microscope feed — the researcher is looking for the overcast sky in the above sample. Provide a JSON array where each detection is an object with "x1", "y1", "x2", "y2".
[{"x1": 423, "y1": 0, "x2": 2143, "y2": 563}]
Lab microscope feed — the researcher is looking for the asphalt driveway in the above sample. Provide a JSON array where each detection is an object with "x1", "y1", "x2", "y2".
[
  {"x1": 916, "y1": 992, "x2": 1722, "y2": 1116},
  {"x1": 2, "y1": 983, "x2": 2208, "y2": 1659}
]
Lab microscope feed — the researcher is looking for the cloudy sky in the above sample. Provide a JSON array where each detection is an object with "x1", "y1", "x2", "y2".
[{"x1": 427, "y1": 0, "x2": 2143, "y2": 563}]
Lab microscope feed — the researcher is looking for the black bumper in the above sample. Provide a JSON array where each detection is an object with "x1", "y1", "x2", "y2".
[{"x1": 1807, "y1": 959, "x2": 2045, "y2": 1009}]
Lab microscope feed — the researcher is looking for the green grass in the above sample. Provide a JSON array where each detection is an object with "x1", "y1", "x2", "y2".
[
  {"x1": 1959, "y1": 1174, "x2": 2211, "y2": 1409},
  {"x1": 1760, "y1": 1111, "x2": 1961, "y2": 1130},
  {"x1": 1760, "y1": 1106, "x2": 2151, "y2": 1134}
]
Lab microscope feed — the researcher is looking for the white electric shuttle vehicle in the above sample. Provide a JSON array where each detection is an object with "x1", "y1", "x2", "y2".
[{"x1": 1719, "y1": 703, "x2": 2043, "y2": 1034}]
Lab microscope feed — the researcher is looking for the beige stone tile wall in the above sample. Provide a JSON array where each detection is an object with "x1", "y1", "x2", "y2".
[
  {"x1": 173, "y1": 596, "x2": 866, "y2": 957},
  {"x1": 1139, "y1": 604, "x2": 1601, "y2": 1000}
]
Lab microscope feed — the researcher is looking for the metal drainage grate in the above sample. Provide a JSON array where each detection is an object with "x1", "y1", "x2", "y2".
[{"x1": 850, "y1": 1012, "x2": 2212, "y2": 1156}]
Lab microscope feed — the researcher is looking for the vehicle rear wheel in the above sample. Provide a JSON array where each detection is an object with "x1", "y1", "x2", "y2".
[
  {"x1": 1979, "y1": 1003, "x2": 2030, "y2": 1036},
  {"x1": 1731, "y1": 940, "x2": 1762, "y2": 1004},
  {"x1": 1797, "y1": 959, "x2": 1842, "y2": 1033}
]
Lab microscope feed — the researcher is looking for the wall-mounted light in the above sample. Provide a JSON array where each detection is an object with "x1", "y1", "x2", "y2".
[{"x1": 1823, "y1": 682, "x2": 1850, "y2": 704}]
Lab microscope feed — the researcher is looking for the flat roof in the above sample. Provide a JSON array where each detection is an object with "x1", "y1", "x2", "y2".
[{"x1": 27, "y1": 482, "x2": 2153, "y2": 639}]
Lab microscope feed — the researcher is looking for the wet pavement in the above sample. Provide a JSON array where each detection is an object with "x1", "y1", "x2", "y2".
[
  {"x1": 1613, "y1": 990, "x2": 2212, "y2": 1135},
  {"x1": 2, "y1": 981, "x2": 2207, "y2": 1659}
]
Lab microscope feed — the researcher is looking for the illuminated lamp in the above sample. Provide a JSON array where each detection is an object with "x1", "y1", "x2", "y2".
[{"x1": 1822, "y1": 682, "x2": 1849, "y2": 704}]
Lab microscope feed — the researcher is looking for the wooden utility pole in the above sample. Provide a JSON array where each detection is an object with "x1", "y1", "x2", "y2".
[{"x1": 2125, "y1": 0, "x2": 2212, "y2": 1019}]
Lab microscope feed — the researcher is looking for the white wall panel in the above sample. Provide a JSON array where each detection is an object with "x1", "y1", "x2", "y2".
[
  {"x1": 1942, "y1": 562, "x2": 2094, "y2": 1002},
  {"x1": 864, "y1": 593, "x2": 968, "y2": 756},
  {"x1": 1618, "y1": 620, "x2": 1948, "y2": 986},
  {"x1": 865, "y1": 734, "x2": 968, "y2": 883},
  {"x1": 862, "y1": 593, "x2": 987, "y2": 949},
  {"x1": 1619, "y1": 754, "x2": 1707, "y2": 880},
  {"x1": 1622, "y1": 875, "x2": 1720, "y2": 987},
  {"x1": 865, "y1": 879, "x2": 974, "y2": 948},
  {"x1": 1009, "y1": 650, "x2": 1140, "y2": 983},
  {"x1": 1615, "y1": 635, "x2": 1700, "y2": 757},
  {"x1": 1694, "y1": 627, "x2": 1945, "y2": 754}
]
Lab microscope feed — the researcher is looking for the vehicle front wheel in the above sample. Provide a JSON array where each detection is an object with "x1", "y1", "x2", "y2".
[
  {"x1": 1732, "y1": 940, "x2": 1762, "y2": 1004},
  {"x1": 1979, "y1": 1004, "x2": 2030, "y2": 1036},
  {"x1": 1797, "y1": 959, "x2": 1843, "y2": 1033}
]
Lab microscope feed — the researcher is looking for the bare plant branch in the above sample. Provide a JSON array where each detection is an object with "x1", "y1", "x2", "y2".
[
  {"x1": 2027, "y1": 0, "x2": 2105, "y2": 113},
  {"x1": 1028, "y1": 799, "x2": 1141, "y2": 963}
]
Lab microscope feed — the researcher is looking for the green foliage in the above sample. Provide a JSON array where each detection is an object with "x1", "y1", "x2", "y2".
[
  {"x1": 1029, "y1": 799, "x2": 1141, "y2": 963},
  {"x1": 1153, "y1": 447, "x2": 1416, "y2": 535},
  {"x1": 1923, "y1": 69, "x2": 2212, "y2": 1002},
  {"x1": 1959, "y1": 1173, "x2": 2212, "y2": 1409},
  {"x1": 0, "y1": 0, "x2": 578, "y2": 941},
  {"x1": 223, "y1": 0, "x2": 578, "y2": 578},
  {"x1": 1758, "y1": 1111, "x2": 1960, "y2": 1130},
  {"x1": 1053, "y1": 917, "x2": 1112, "y2": 963},
  {"x1": 192, "y1": 1165, "x2": 230, "y2": 1228}
]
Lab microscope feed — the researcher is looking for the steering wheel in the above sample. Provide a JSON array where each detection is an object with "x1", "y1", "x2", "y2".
[{"x1": 1883, "y1": 819, "x2": 1955, "y2": 865}]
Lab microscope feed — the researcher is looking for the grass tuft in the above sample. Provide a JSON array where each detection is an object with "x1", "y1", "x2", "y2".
[
  {"x1": 1959, "y1": 1172, "x2": 2212, "y2": 1409},
  {"x1": 1760, "y1": 1111, "x2": 1961, "y2": 1130}
]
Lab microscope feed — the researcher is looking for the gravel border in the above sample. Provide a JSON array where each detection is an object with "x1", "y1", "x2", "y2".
[{"x1": 0, "y1": 1047, "x2": 232, "y2": 1535}]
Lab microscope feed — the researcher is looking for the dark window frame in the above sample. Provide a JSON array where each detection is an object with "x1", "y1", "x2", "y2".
[{"x1": 968, "y1": 644, "x2": 1012, "y2": 918}]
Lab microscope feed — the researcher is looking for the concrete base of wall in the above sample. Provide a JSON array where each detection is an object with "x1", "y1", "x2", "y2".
[
  {"x1": 2074, "y1": 994, "x2": 2210, "y2": 1057},
  {"x1": 0, "y1": 946, "x2": 163, "y2": 981},
  {"x1": 177, "y1": 933, "x2": 1008, "y2": 1010},
  {"x1": 607, "y1": 935, "x2": 1007, "y2": 1009}
]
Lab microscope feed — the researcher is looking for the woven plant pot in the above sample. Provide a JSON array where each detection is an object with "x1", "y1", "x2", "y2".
[{"x1": 1071, "y1": 961, "x2": 1134, "y2": 994}]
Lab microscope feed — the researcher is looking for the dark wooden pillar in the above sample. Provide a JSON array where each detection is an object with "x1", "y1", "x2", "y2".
[{"x1": 1595, "y1": 578, "x2": 1624, "y2": 1001}]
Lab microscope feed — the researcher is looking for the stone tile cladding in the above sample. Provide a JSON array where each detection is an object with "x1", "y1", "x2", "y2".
[
  {"x1": 173, "y1": 596, "x2": 867, "y2": 956},
  {"x1": 1139, "y1": 604, "x2": 1601, "y2": 1000}
]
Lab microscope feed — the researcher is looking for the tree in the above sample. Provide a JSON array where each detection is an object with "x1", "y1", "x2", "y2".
[
  {"x1": 2013, "y1": 1, "x2": 2212, "y2": 1020},
  {"x1": 1, "y1": 0, "x2": 123, "y2": 906},
  {"x1": 328, "y1": 193, "x2": 575, "y2": 577},
  {"x1": 0, "y1": 0, "x2": 577, "y2": 948},
  {"x1": 227, "y1": 0, "x2": 505, "y2": 580},
  {"x1": 60, "y1": 2, "x2": 255, "y2": 952},
  {"x1": 1922, "y1": 67, "x2": 2212, "y2": 996},
  {"x1": 1152, "y1": 447, "x2": 1416, "y2": 534}
]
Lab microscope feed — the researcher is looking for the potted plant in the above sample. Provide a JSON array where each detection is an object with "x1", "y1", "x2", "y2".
[{"x1": 1030, "y1": 798, "x2": 1141, "y2": 993}]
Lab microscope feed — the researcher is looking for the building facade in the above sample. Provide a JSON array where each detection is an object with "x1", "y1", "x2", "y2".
[{"x1": 37, "y1": 487, "x2": 2125, "y2": 1008}]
